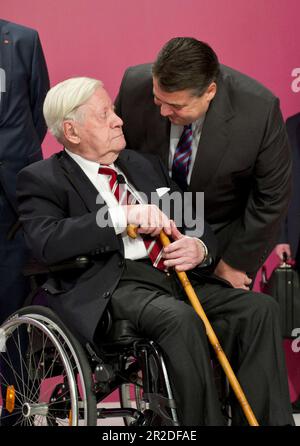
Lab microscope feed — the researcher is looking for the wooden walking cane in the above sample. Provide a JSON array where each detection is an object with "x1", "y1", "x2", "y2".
[{"x1": 127, "y1": 224, "x2": 259, "y2": 426}]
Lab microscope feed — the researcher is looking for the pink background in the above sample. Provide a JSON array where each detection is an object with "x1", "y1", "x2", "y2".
[{"x1": 1, "y1": 0, "x2": 300, "y2": 401}]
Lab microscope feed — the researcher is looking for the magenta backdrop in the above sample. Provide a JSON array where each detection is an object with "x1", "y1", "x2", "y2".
[{"x1": 1, "y1": 0, "x2": 300, "y2": 401}]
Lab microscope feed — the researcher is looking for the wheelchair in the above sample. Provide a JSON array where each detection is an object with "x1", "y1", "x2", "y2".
[{"x1": 0, "y1": 257, "x2": 180, "y2": 427}]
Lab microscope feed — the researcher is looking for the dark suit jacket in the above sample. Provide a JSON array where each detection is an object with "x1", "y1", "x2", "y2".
[
  {"x1": 0, "y1": 20, "x2": 49, "y2": 214},
  {"x1": 16, "y1": 149, "x2": 218, "y2": 344},
  {"x1": 115, "y1": 63, "x2": 292, "y2": 274},
  {"x1": 279, "y1": 113, "x2": 300, "y2": 257}
]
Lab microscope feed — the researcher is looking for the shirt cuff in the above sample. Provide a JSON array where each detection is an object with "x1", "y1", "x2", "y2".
[{"x1": 108, "y1": 207, "x2": 127, "y2": 235}]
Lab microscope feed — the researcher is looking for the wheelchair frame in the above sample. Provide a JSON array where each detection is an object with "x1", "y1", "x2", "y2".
[{"x1": 0, "y1": 303, "x2": 179, "y2": 426}]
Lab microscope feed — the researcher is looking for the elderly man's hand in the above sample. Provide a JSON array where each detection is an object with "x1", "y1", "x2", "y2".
[
  {"x1": 162, "y1": 221, "x2": 206, "y2": 271},
  {"x1": 214, "y1": 259, "x2": 252, "y2": 290},
  {"x1": 124, "y1": 204, "x2": 172, "y2": 237}
]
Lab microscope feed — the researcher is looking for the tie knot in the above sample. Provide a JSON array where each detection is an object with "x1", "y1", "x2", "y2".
[
  {"x1": 98, "y1": 166, "x2": 118, "y2": 192},
  {"x1": 98, "y1": 165, "x2": 114, "y2": 174},
  {"x1": 184, "y1": 124, "x2": 192, "y2": 132},
  {"x1": 98, "y1": 166, "x2": 117, "y2": 178}
]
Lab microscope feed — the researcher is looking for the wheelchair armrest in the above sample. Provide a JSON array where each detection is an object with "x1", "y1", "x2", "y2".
[
  {"x1": 23, "y1": 256, "x2": 92, "y2": 276},
  {"x1": 49, "y1": 256, "x2": 92, "y2": 273}
]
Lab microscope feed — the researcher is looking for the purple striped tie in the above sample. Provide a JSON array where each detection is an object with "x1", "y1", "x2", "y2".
[{"x1": 172, "y1": 124, "x2": 193, "y2": 190}]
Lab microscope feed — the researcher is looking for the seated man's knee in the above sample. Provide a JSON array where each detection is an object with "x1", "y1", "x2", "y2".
[
  {"x1": 247, "y1": 291, "x2": 280, "y2": 319},
  {"x1": 165, "y1": 302, "x2": 206, "y2": 338}
]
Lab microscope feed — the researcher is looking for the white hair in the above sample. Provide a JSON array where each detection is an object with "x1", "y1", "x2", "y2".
[{"x1": 43, "y1": 77, "x2": 102, "y2": 141}]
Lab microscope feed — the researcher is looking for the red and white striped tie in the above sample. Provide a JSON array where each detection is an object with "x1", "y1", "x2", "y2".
[{"x1": 98, "y1": 166, "x2": 166, "y2": 271}]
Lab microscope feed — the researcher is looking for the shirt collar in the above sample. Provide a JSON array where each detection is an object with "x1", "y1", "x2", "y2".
[
  {"x1": 192, "y1": 115, "x2": 205, "y2": 135},
  {"x1": 64, "y1": 148, "x2": 116, "y2": 178},
  {"x1": 171, "y1": 114, "x2": 206, "y2": 136}
]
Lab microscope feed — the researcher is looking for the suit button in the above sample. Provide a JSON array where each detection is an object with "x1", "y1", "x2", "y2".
[
  {"x1": 105, "y1": 246, "x2": 110, "y2": 252},
  {"x1": 102, "y1": 291, "x2": 110, "y2": 299}
]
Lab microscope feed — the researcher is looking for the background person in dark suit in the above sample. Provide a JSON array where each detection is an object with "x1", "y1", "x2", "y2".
[
  {"x1": 275, "y1": 112, "x2": 300, "y2": 413},
  {"x1": 0, "y1": 19, "x2": 49, "y2": 323},
  {"x1": 115, "y1": 37, "x2": 292, "y2": 290},
  {"x1": 0, "y1": 19, "x2": 49, "y2": 422},
  {"x1": 16, "y1": 77, "x2": 294, "y2": 425},
  {"x1": 276, "y1": 113, "x2": 300, "y2": 264}
]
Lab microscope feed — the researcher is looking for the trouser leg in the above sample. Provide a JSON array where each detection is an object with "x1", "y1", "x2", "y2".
[
  {"x1": 194, "y1": 281, "x2": 294, "y2": 426},
  {"x1": 138, "y1": 295, "x2": 225, "y2": 425},
  {"x1": 108, "y1": 260, "x2": 294, "y2": 425},
  {"x1": 0, "y1": 190, "x2": 30, "y2": 424},
  {"x1": 109, "y1": 261, "x2": 224, "y2": 426}
]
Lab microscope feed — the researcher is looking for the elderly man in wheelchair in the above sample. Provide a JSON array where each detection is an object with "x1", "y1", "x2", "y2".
[{"x1": 0, "y1": 77, "x2": 294, "y2": 426}]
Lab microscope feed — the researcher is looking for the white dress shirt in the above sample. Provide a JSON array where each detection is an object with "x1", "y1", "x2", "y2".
[
  {"x1": 65, "y1": 148, "x2": 148, "y2": 260},
  {"x1": 169, "y1": 116, "x2": 205, "y2": 184}
]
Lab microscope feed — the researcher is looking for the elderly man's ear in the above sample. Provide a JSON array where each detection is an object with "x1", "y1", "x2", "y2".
[{"x1": 63, "y1": 120, "x2": 81, "y2": 145}]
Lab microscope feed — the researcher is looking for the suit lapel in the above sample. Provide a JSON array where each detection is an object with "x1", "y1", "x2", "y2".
[
  {"x1": 116, "y1": 150, "x2": 157, "y2": 204},
  {"x1": 190, "y1": 73, "x2": 234, "y2": 191},
  {"x1": 144, "y1": 102, "x2": 170, "y2": 166},
  {"x1": 58, "y1": 150, "x2": 161, "y2": 210},
  {"x1": 57, "y1": 151, "x2": 101, "y2": 212}
]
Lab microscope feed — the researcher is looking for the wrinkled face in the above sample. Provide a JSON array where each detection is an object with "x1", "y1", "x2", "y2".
[
  {"x1": 65, "y1": 87, "x2": 126, "y2": 164},
  {"x1": 153, "y1": 77, "x2": 216, "y2": 126}
]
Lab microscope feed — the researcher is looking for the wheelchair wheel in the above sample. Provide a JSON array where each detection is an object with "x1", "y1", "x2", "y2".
[{"x1": 0, "y1": 306, "x2": 97, "y2": 426}]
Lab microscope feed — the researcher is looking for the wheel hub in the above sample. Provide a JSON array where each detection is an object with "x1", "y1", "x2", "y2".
[{"x1": 22, "y1": 402, "x2": 48, "y2": 418}]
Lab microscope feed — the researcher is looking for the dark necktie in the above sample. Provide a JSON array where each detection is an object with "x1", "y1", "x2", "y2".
[
  {"x1": 98, "y1": 166, "x2": 166, "y2": 270},
  {"x1": 172, "y1": 124, "x2": 193, "y2": 191}
]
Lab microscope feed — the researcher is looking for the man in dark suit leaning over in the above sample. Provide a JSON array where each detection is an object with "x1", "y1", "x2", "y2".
[
  {"x1": 17, "y1": 77, "x2": 293, "y2": 425},
  {"x1": 115, "y1": 37, "x2": 292, "y2": 289}
]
